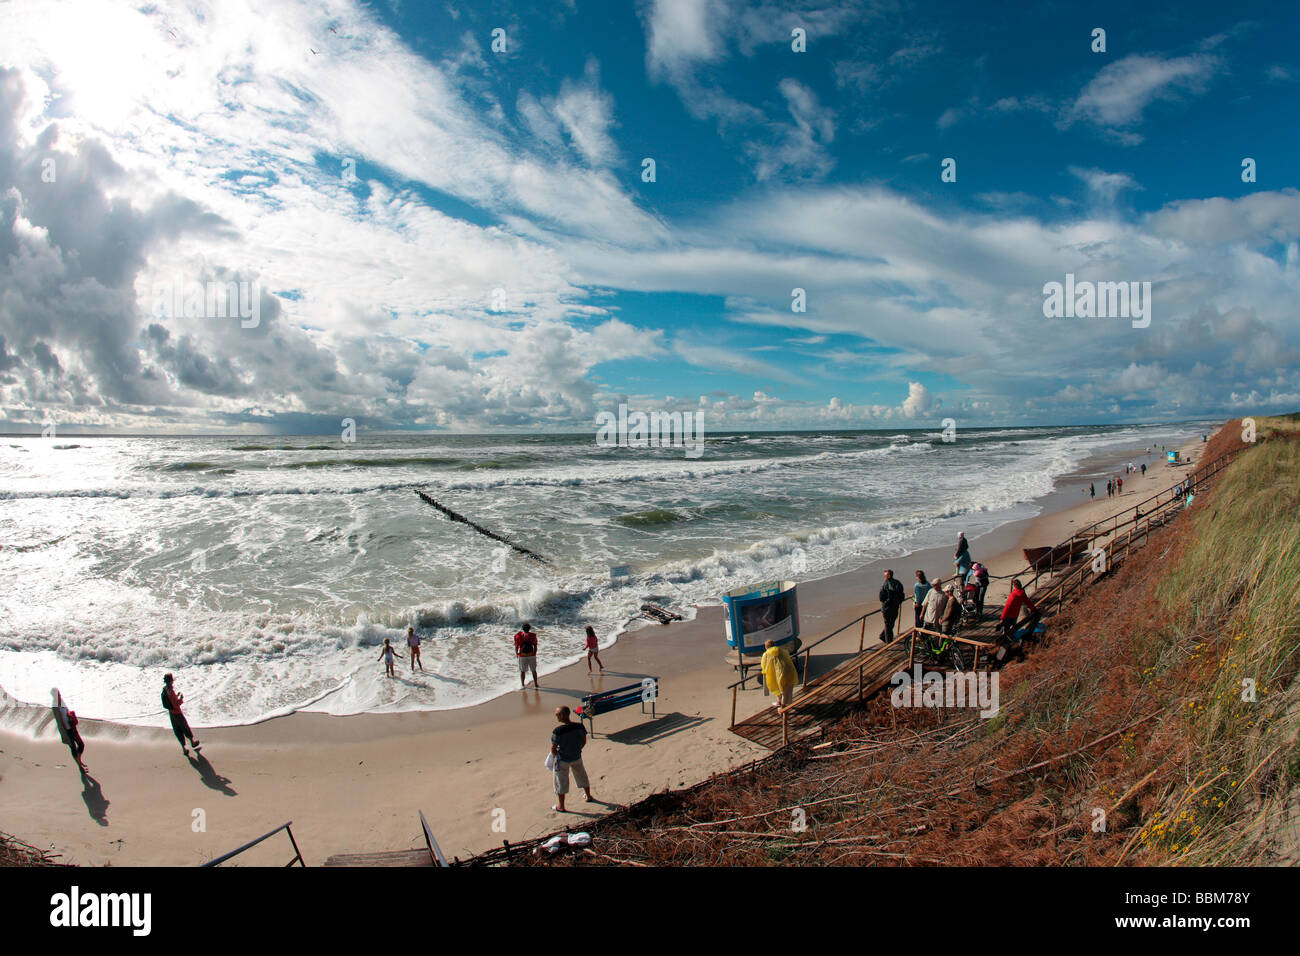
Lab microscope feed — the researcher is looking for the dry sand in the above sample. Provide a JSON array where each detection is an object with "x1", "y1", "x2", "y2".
[{"x1": 0, "y1": 433, "x2": 1209, "y2": 866}]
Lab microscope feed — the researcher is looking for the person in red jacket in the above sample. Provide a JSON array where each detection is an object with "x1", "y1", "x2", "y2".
[{"x1": 999, "y1": 579, "x2": 1039, "y2": 641}]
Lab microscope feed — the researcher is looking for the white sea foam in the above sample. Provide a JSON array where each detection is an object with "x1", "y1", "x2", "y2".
[{"x1": 0, "y1": 423, "x2": 1210, "y2": 726}]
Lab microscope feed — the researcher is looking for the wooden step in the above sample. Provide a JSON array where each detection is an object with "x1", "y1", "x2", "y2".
[{"x1": 322, "y1": 848, "x2": 432, "y2": 867}]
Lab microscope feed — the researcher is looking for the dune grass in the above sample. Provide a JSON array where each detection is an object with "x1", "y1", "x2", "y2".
[{"x1": 1132, "y1": 421, "x2": 1300, "y2": 863}]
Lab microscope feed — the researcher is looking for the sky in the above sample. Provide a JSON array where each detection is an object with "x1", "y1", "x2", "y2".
[{"x1": 0, "y1": 0, "x2": 1297, "y2": 433}]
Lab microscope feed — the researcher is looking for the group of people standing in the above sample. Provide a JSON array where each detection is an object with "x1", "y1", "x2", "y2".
[
  {"x1": 873, "y1": 532, "x2": 1041, "y2": 652},
  {"x1": 374, "y1": 622, "x2": 607, "y2": 686},
  {"x1": 877, "y1": 533, "x2": 990, "y2": 642}
]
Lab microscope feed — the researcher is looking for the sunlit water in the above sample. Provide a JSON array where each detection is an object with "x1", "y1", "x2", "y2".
[{"x1": 0, "y1": 424, "x2": 1205, "y2": 726}]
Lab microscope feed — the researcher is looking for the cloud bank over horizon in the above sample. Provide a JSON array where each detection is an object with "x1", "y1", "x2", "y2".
[{"x1": 1, "y1": 0, "x2": 1297, "y2": 434}]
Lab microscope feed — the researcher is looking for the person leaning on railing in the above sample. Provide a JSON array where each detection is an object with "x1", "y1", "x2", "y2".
[{"x1": 998, "y1": 579, "x2": 1039, "y2": 643}]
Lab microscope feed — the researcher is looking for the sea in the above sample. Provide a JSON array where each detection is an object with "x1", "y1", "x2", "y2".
[{"x1": 0, "y1": 423, "x2": 1208, "y2": 727}]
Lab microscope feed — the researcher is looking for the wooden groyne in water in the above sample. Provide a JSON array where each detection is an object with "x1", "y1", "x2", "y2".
[{"x1": 414, "y1": 489, "x2": 553, "y2": 566}]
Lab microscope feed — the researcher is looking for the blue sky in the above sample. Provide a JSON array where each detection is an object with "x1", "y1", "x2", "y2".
[{"x1": 0, "y1": 0, "x2": 1298, "y2": 432}]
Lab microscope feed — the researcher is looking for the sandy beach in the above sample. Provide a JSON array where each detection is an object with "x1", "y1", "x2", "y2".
[{"x1": 0, "y1": 432, "x2": 1209, "y2": 866}]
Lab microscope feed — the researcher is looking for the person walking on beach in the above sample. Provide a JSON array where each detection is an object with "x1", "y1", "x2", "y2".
[
  {"x1": 584, "y1": 625, "x2": 604, "y2": 673},
  {"x1": 761, "y1": 638, "x2": 798, "y2": 709},
  {"x1": 922, "y1": 577, "x2": 947, "y2": 632},
  {"x1": 1117, "y1": 476, "x2": 1123, "y2": 495},
  {"x1": 51, "y1": 689, "x2": 87, "y2": 774},
  {"x1": 913, "y1": 570, "x2": 931, "y2": 630},
  {"x1": 1141, "y1": 463, "x2": 1146, "y2": 477},
  {"x1": 550, "y1": 706, "x2": 593, "y2": 812},
  {"x1": 407, "y1": 627, "x2": 424, "y2": 672},
  {"x1": 378, "y1": 638, "x2": 399, "y2": 678},
  {"x1": 1089, "y1": 482, "x2": 1095, "y2": 500},
  {"x1": 515, "y1": 622, "x2": 539, "y2": 688},
  {"x1": 878, "y1": 569, "x2": 906, "y2": 642},
  {"x1": 161, "y1": 673, "x2": 201, "y2": 756}
]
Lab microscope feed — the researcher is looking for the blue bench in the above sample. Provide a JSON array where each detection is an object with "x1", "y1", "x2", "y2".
[{"x1": 575, "y1": 678, "x2": 658, "y2": 736}]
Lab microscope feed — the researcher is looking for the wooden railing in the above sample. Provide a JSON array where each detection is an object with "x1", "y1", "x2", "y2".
[
  {"x1": 728, "y1": 610, "x2": 877, "y2": 726},
  {"x1": 1017, "y1": 445, "x2": 1245, "y2": 589},
  {"x1": 200, "y1": 821, "x2": 305, "y2": 867}
]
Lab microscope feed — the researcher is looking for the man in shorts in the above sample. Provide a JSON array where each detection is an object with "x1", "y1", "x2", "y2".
[
  {"x1": 550, "y1": 706, "x2": 593, "y2": 812},
  {"x1": 514, "y1": 622, "x2": 539, "y2": 689}
]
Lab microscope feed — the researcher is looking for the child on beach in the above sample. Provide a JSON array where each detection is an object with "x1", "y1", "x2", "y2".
[
  {"x1": 584, "y1": 625, "x2": 604, "y2": 673},
  {"x1": 407, "y1": 626, "x2": 423, "y2": 672},
  {"x1": 378, "y1": 638, "x2": 398, "y2": 678}
]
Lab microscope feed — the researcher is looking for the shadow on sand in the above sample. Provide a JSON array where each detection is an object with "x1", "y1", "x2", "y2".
[
  {"x1": 187, "y1": 751, "x2": 237, "y2": 796},
  {"x1": 602, "y1": 712, "x2": 711, "y2": 745},
  {"x1": 80, "y1": 773, "x2": 110, "y2": 826}
]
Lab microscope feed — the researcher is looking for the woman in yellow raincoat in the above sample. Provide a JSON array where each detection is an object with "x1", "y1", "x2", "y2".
[{"x1": 760, "y1": 639, "x2": 797, "y2": 708}]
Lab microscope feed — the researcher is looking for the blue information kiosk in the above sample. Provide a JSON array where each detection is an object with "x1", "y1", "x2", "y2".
[{"x1": 722, "y1": 580, "x2": 800, "y2": 681}]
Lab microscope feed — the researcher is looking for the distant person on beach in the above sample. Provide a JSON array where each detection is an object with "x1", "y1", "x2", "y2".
[
  {"x1": 1090, "y1": 482, "x2": 1095, "y2": 500},
  {"x1": 378, "y1": 638, "x2": 399, "y2": 677},
  {"x1": 407, "y1": 627, "x2": 423, "y2": 672},
  {"x1": 584, "y1": 625, "x2": 604, "y2": 673},
  {"x1": 878, "y1": 569, "x2": 906, "y2": 642},
  {"x1": 761, "y1": 639, "x2": 798, "y2": 708},
  {"x1": 922, "y1": 578, "x2": 947, "y2": 632},
  {"x1": 1117, "y1": 476, "x2": 1123, "y2": 495},
  {"x1": 51, "y1": 689, "x2": 87, "y2": 773},
  {"x1": 550, "y1": 705, "x2": 593, "y2": 812},
  {"x1": 913, "y1": 570, "x2": 931, "y2": 629},
  {"x1": 161, "y1": 674, "x2": 201, "y2": 755},
  {"x1": 1141, "y1": 463, "x2": 1146, "y2": 476},
  {"x1": 999, "y1": 579, "x2": 1039, "y2": 642},
  {"x1": 515, "y1": 623, "x2": 539, "y2": 688}
]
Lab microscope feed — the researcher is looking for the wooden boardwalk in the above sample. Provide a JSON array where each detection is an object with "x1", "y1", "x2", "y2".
[
  {"x1": 729, "y1": 446, "x2": 1243, "y2": 751},
  {"x1": 729, "y1": 609, "x2": 1012, "y2": 750}
]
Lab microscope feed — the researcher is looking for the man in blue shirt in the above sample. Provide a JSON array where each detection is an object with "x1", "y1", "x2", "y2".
[{"x1": 550, "y1": 706, "x2": 593, "y2": 812}]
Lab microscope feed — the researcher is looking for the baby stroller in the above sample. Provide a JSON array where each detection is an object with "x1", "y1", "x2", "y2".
[{"x1": 959, "y1": 584, "x2": 982, "y2": 628}]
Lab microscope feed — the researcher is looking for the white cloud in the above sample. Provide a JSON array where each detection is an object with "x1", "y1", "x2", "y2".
[{"x1": 1066, "y1": 53, "x2": 1219, "y2": 138}]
